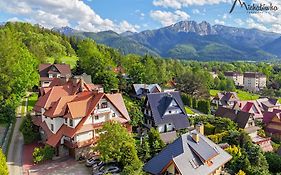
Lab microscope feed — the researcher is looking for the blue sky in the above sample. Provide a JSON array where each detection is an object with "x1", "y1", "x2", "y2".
[{"x1": 0, "y1": 0, "x2": 280, "y2": 33}]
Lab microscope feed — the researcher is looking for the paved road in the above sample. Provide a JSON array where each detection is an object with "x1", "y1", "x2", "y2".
[{"x1": 7, "y1": 97, "x2": 27, "y2": 175}]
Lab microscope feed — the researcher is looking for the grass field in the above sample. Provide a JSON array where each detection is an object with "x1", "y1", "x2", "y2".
[
  {"x1": 60, "y1": 56, "x2": 78, "y2": 69},
  {"x1": 28, "y1": 93, "x2": 38, "y2": 112},
  {"x1": 185, "y1": 106, "x2": 195, "y2": 115},
  {"x1": 210, "y1": 89, "x2": 260, "y2": 100},
  {"x1": 46, "y1": 56, "x2": 78, "y2": 69}
]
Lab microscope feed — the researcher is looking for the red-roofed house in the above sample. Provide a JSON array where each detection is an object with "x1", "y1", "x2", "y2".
[
  {"x1": 39, "y1": 64, "x2": 72, "y2": 87},
  {"x1": 33, "y1": 80, "x2": 131, "y2": 159},
  {"x1": 233, "y1": 100, "x2": 263, "y2": 120},
  {"x1": 263, "y1": 109, "x2": 281, "y2": 141}
]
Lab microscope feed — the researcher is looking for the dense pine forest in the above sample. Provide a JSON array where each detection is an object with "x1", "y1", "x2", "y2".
[{"x1": 1, "y1": 22, "x2": 281, "y2": 124}]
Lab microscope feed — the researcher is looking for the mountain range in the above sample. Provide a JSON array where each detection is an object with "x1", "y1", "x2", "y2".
[{"x1": 53, "y1": 21, "x2": 281, "y2": 61}]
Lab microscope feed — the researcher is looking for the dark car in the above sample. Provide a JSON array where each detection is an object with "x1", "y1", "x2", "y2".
[
  {"x1": 95, "y1": 165, "x2": 121, "y2": 175},
  {"x1": 85, "y1": 157, "x2": 100, "y2": 167},
  {"x1": 92, "y1": 161, "x2": 104, "y2": 172}
]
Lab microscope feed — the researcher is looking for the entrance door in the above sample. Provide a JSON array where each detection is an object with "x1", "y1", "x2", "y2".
[{"x1": 69, "y1": 148, "x2": 75, "y2": 158}]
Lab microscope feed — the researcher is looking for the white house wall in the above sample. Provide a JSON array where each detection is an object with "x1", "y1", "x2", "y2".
[{"x1": 75, "y1": 131, "x2": 93, "y2": 142}]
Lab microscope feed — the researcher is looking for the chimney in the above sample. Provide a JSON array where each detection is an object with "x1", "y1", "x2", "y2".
[
  {"x1": 192, "y1": 132, "x2": 200, "y2": 143},
  {"x1": 195, "y1": 123, "x2": 204, "y2": 135}
]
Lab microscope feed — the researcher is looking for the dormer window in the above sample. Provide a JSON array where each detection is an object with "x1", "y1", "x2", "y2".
[
  {"x1": 101, "y1": 102, "x2": 108, "y2": 108},
  {"x1": 64, "y1": 118, "x2": 67, "y2": 124}
]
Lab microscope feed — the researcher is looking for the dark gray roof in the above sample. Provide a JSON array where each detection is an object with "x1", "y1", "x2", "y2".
[
  {"x1": 187, "y1": 134, "x2": 218, "y2": 162},
  {"x1": 143, "y1": 130, "x2": 232, "y2": 175},
  {"x1": 215, "y1": 106, "x2": 252, "y2": 129},
  {"x1": 133, "y1": 84, "x2": 161, "y2": 96},
  {"x1": 146, "y1": 92, "x2": 189, "y2": 130}
]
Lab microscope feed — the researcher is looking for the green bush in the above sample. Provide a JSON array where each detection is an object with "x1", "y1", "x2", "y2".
[
  {"x1": 33, "y1": 145, "x2": 55, "y2": 164},
  {"x1": 0, "y1": 148, "x2": 8, "y2": 175},
  {"x1": 204, "y1": 123, "x2": 216, "y2": 135},
  {"x1": 20, "y1": 114, "x2": 39, "y2": 144}
]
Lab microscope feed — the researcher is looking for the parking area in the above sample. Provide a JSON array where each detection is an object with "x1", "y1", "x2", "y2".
[
  {"x1": 28, "y1": 158, "x2": 92, "y2": 175},
  {"x1": 23, "y1": 143, "x2": 92, "y2": 175}
]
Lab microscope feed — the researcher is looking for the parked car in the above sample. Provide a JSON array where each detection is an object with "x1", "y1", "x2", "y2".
[
  {"x1": 85, "y1": 157, "x2": 100, "y2": 167},
  {"x1": 95, "y1": 164, "x2": 121, "y2": 175},
  {"x1": 92, "y1": 161, "x2": 104, "y2": 172}
]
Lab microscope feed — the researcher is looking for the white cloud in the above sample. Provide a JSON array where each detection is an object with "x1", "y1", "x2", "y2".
[
  {"x1": 222, "y1": 13, "x2": 228, "y2": 19},
  {"x1": 117, "y1": 21, "x2": 140, "y2": 33},
  {"x1": 234, "y1": 18, "x2": 244, "y2": 26},
  {"x1": 214, "y1": 19, "x2": 225, "y2": 25},
  {"x1": 150, "y1": 10, "x2": 190, "y2": 26},
  {"x1": 153, "y1": 0, "x2": 182, "y2": 9},
  {"x1": 0, "y1": 0, "x2": 139, "y2": 33},
  {"x1": 248, "y1": 0, "x2": 281, "y2": 33},
  {"x1": 152, "y1": 0, "x2": 231, "y2": 9},
  {"x1": 192, "y1": 9, "x2": 200, "y2": 14},
  {"x1": 7, "y1": 17, "x2": 21, "y2": 22},
  {"x1": 246, "y1": 18, "x2": 268, "y2": 31}
]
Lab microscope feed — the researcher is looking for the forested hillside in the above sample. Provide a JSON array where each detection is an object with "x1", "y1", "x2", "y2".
[{"x1": 0, "y1": 22, "x2": 77, "y2": 122}]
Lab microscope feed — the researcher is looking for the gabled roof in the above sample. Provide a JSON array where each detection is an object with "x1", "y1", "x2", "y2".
[
  {"x1": 143, "y1": 130, "x2": 232, "y2": 175},
  {"x1": 39, "y1": 64, "x2": 71, "y2": 79},
  {"x1": 263, "y1": 109, "x2": 281, "y2": 124},
  {"x1": 146, "y1": 92, "x2": 189, "y2": 130},
  {"x1": 44, "y1": 95, "x2": 77, "y2": 117},
  {"x1": 215, "y1": 106, "x2": 252, "y2": 129},
  {"x1": 105, "y1": 93, "x2": 130, "y2": 121},
  {"x1": 133, "y1": 84, "x2": 161, "y2": 96},
  {"x1": 34, "y1": 85, "x2": 73, "y2": 111},
  {"x1": 215, "y1": 92, "x2": 239, "y2": 105},
  {"x1": 234, "y1": 100, "x2": 263, "y2": 119}
]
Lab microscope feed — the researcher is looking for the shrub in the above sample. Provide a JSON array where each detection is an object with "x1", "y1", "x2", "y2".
[
  {"x1": 33, "y1": 145, "x2": 55, "y2": 164},
  {"x1": 204, "y1": 122, "x2": 215, "y2": 135},
  {"x1": 20, "y1": 114, "x2": 39, "y2": 144},
  {"x1": 0, "y1": 148, "x2": 8, "y2": 175}
]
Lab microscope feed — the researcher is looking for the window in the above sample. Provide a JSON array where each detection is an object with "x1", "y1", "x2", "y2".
[
  {"x1": 168, "y1": 110, "x2": 172, "y2": 114},
  {"x1": 95, "y1": 116, "x2": 99, "y2": 120},
  {"x1": 64, "y1": 118, "x2": 67, "y2": 123},
  {"x1": 70, "y1": 119, "x2": 73, "y2": 127},
  {"x1": 101, "y1": 102, "x2": 108, "y2": 108},
  {"x1": 51, "y1": 124, "x2": 54, "y2": 131},
  {"x1": 112, "y1": 113, "x2": 115, "y2": 117}
]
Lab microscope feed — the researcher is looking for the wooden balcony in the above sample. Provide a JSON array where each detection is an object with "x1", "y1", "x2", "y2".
[{"x1": 63, "y1": 137, "x2": 99, "y2": 148}]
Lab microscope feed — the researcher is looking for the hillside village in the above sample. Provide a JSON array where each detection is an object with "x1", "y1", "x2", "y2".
[
  {"x1": 17, "y1": 63, "x2": 281, "y2": 175},
  {"x1": 2, "y1": 22, "x2": 281, "y2": 175}
]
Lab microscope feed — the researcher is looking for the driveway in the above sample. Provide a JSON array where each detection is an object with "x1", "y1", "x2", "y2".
[{"x1": 27, "y1": 157, "x2": 92, "y2": 175}]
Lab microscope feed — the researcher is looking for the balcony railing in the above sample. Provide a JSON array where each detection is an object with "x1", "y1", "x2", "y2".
[
  {"x1": 63, "y1": 137, "x2": 99, "y2": 148},
  {"x1": 95, "y1": 108, "x2": 111, "y2": 115}
]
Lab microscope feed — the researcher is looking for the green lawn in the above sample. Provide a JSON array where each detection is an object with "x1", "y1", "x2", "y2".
[
  {"x1": 27, "y1": 93, "x2": 38, "y2": 112},
  {"x1": 185, "y1": 106, "x2": 195, "y2": 115},
  {"x1": 209, "y1": 89, "x2": 259, "y2": 100},
  {"x1": 209, "y1": 89, "x2": 220, "y2": 97},
  {"x1": 46, "y1": 56, "x2": 78, "y2": 69},
  {"x1": 236, "y1": 90, "x2": 259, "y2": 100},
  {"x1": 60, "y1": 56, "x2": 78, "y2": 69}
]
